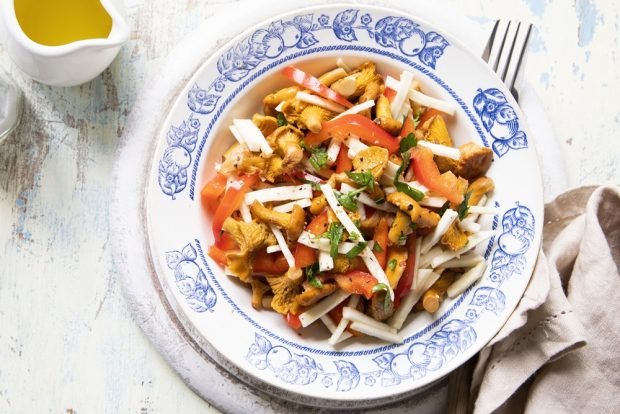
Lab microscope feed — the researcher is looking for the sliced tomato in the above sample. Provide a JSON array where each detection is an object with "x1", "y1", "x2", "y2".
[
  {"x1": 394, "y1": 235, "x2": 417, "y2": 307},
  {"x1": 294, "y1": 244, "x2": 316, "y2": 268},
  {"x1": 281, "y1": 66, "x2": 353, "y2": 108},
  {"x1": 383, "y1": 87, "x2": 397, "y2": 103},
  {"x1": 334, "y1": 271, "x2": 379, "y2": 300},
  {"x1": 201, "y1": 173, "x2": 228, "y2": 215},
  {"x1": 217, "y1": 232, "x2": 238, "y2": 250},
  {"x1": 284, "y1": 313, "x2": 302, "y2": 330},
  {"x1": 410, "y1": 147, "x2": 463, "y2": 204},
  {"x1": 372, "y1": 217, "x2": 389, "y2": 268},
  {"x1": 306, "y1": 209, "x2": 329, "y2": 235},
  {"x1": 252, "y1": 250, "x2": 289, "y2": 274},
  {"x1": 212, "y1": 173, "x2": 258, "y2": 242},
  {"x1": 335, "y1": 144, "x2": 353, "y2": 173},
  {"x1": 207, "y1": 245, "x2": 228, "y2": 267},
  {"x1": 305, "y1": 114, "x2": 400, "y2": 153},
  {"x1": 418, "y1": 108, "x2": 441, "y2": 129},
  {"x1": 399, "y1": 111, "x2": 417, "y2": 138}
]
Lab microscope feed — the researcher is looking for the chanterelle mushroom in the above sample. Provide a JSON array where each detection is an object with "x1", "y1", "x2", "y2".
[
  {"x1": 352, "y1": 146, "x2": 389, "y2": 179},
  {"x1": 374, "y1": 94, "x2": 402, "y2": 136},
  {"x1": 295, "y1": 281, "x2": 338, "y2": 307},
  {"x1": 266, "y1": 125, "x2": 304, "y2": 167},
  {"x1": 266, "y1": 273, "x2": 304, "y2": 315},
  {"x1": 250, "y1": 201, "x2": 305, "y2": 242},
  {"x1": 222, "y1": 218, "x2": 276, "y2": 283},
  {"x1": 435, "y1": 142, "x2": 493, "y2": 180},
  {"x1": 387, "y1": 192, "x2": 440, "y2": 229}
]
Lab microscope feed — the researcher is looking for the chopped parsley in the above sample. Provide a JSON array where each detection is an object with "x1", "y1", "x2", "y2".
[
  {"x1": 388, "y1": 258, "x2": 397, "y2": 270},
  {"x1": 323, "y1": 222, "x2": 344, "y2": 258},
  {"x1": 305, "y1": 263, "x2": 323, "y2": 289},
  {"x1": 299, "y1": 178, "x2": 321, "y2": 191},
  {"x1": 346, "y1": 170, "x2": 375, "y2": 190},
  {"x1": 335, "y1": 186, "x2": 366, "y2": 212},
  {"x1": 393, "y1": 154, "x2": 424, "y2": 201},
  {"x1": 277, "y1": 112, "x2": 288, "y2": 126},
  {"x1": 458, "y1": 192, "x2": 472, "y2": 220},
  {"x1": 345, "y1": 242, "x2": 367, "y2": 259},
  {"x1": 438, "y1": 200, "x2": 451, "y2": 217},
  {"x1": 399, "y1": 132, "x2": 417, "y2": 154},
  {"x1": 372, "y1": 242, "x2": 384, "y2": 253},
  {"x1": 300, "y1": 140, "x2": 329, "y2": 170}
]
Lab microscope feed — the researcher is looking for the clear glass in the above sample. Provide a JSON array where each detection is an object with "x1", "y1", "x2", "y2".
[{"x1": 0, "y1": 69, "x2": 23, "y2": 144}]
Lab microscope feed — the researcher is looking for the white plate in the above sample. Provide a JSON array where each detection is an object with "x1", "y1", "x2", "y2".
[{"x1": 145, "y1": 4, "x2": 543, "y2": 407}]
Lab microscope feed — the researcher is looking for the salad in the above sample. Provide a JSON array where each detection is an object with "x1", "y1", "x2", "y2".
[{"x1": 202, "y1": 60, "x2": 496, "y2": 345}]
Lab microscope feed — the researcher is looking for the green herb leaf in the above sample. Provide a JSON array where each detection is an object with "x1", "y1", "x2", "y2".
[
  {"x1": 346, "y1": 171, "x2": 375, "y2": 191},
  {"x1": 413, "y1": 110, "x2": 421, "y2": 128},
  {"x1": 383, "y1": 292, "x2": 393, "y2": 312},
  {"x1": 393, "y1": 152, "x2": 424, "y2": 201},
  {"x1": 308, "y1": 146, "x2": 329, "y2": 170},
  {"x1": 277, "y1": 112, "x2": 288, "y2": 127},
  {"x1": 388, "y1": 258, "x2": 397, "y2": 270},
  {"x1": 345, "y1": 242, "x2": 367, "y2": 259},
  {"x1": 372, "y1": 283, "x2": 389, "y2": 293},
  {"x1": 323, "y1": 223, "x2": 344, "y2": 258},
  {"x1": 458, "y1": 192, "x2": 472, "y2": 220},
  {"x1": 335, "y1": 187, "x2": 366, "y2": 212},
  {"x1": 349, "y1": 231, "x2": 359, "y2": 241},
  {"x1": 299, "y1": 178, "x2": 321, "y2": 191},
  {"x1": 372, "y1": 242, "x2": 384, "y2": 253},
  {"x1": 399, "y1": 132, "x2": 417, "y2": 153},
  {"x1": 398, "y1": 233, "x2": 407, "y2": 244},
  {"x1": 305, "y1": 263, "x2": 323, "y2": 289},
  {"x1": 375, "y1": 197, "x2": 385, "y2": 205},
  {"x1": 438, "y1": 201, "x2": 451, "y2": 217}
]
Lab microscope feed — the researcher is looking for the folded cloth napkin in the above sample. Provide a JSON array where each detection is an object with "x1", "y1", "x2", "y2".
[{"x1": 470, "y1": 185, "x2": 620, "y2": 413}]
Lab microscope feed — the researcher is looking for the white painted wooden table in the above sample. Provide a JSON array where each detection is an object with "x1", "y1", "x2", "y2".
[{"x1": 0, "y1": 0, "x2": 618, "y2": 412}]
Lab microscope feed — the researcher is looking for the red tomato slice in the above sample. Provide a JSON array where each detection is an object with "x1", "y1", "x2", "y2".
[
  {"x1": 207, "y1": 245, "x2": 228, "y2": 267},
  {"x1": 281, "y1": 66, "x2": 353, "y2": 108},
  {"x1": 383, "y1": 87, "x2": 397, "y2": 103},
  {"x1": 284, "y1": 313, "x2": 302, "y2": 330},
  {"x1": 252, "y1": 250, "x2": 289, "y2": 274},
  {"x1": 399, "y1": 111, "x2": 417, "y2": 138},
  {"x1": 418, "y1": 108, "x2": 441, "y2": 129},
  {"x1": 410, "y1": 147, "x2": 463, "y2": 204},
  {"x1": 306, "y1": 209, "x2": 329, "y2": 236},
  {"x1": 335, "y1": 144, "x2": 353, "y2": 173},
  {"x1": 294, "y1": 244, "x2": 316, "y2": 268},
  {"x1": 305, "y1": 114, "x2": 400, "y2": 153},
  {"x1": 372, "y1": 217, "x2": 389, "y2": 268},
  {"x1": 201, "y1": 173, "x2": 228, "y2": 215},
  {"x1": 394, "y1": 235, "x2": 417, "y2": 307},
  {"x1": 212, "y1": 174, "x2": 258, "y2": 242},
  {"x1": 334, "y1": 271, "x2": 379, "y2": 300}
]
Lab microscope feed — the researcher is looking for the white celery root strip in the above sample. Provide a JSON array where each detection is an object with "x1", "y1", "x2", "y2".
[
  {"x1": 447, "y1": 261, "x2": 488, "y2": 298},
  {"x1": 239, "y1": 202, "x2": 252, "y2": 223},
  {"x1": 343, "y1": 307, "x2": 398, "y2": 334},
  {"x1": 320, "y1": 315, "x2": 353, "y2": 344},
  {"x1": 411, "y1": 237, "x2": 423, "y2": 291},
  {"x1": 299, "y1": 290, "x2": 351, "y2": 327},
  {"x1": 420, "y1": 209, "x2": 459, "y2": 255},
  {"x1": 468, "y1": 205, "x2": 502, "y2": 215},
  {"x1": 389, "y1": 269, "x2": 442, "y2": 329},
  {"x1": 270, "y1": 226, "x2": 295, "y2": 268},
  {"x1": 266, "y1": 245, "x2": 281, "y2": 254},
  {"x1": 273, "y1": 198, "x2": 312, "y2": 213},
  {"x1": 443, "y1": 253, "x2": 484, "y2": 269},
  {"x1": 296, "y1": 91, "x2": 346, "y2": 113},
  {"x1": 386, "y1": 76, "x2": 456, "y2": 116},
  {"x1": 420, "y1": 196, "x2": 448, "y2": 208},
  {"x1": 329, "y1": 295, "x2": 360, "y2": 345},
  {"x1": 319, "y1": 250, "x2": 334, "y2": 272},
  {"x1": 332, "y1": 100, "x2": 375, "y2": 120},
  {"x1": 326, "y1": 139, "x2": 342, "y2": 165},
  {"x1": 417, "y1": 141, "x2": 461, "y2": 160},
  {"x1": 320, "y1": 184, "x2": 364, "y2": 241},
  {"x1": 349, "y1": 321, "x2": 404, "y2": 344},
  {"x1": 390, "y1": 71, "x2": 414, "y2": 119},
  {"x1": 232, "y1": 119, "x2": 273, "y2": 155},
  {"x1": 336, "y1": 57, "x2": 352, "y2": 73},
  {"x1": 245, "y1": 184, "x2": 313, "y2": 204}
]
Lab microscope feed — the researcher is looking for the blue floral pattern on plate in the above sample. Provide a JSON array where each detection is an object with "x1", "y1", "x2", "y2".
[
  {"x1": 157, "y1": 8, "x2": 449, "y2": 199},
  {"x1": 473, "y1": 88, "x2": 528, "y2": 157},
  {"x1": 166, "y1": 243, "x2": 217, "y2": 312}
]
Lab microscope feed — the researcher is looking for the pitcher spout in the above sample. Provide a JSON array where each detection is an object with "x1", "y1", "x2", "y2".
[{"x1": 100, "y1": 0, "x2": 130, "y2": 48}]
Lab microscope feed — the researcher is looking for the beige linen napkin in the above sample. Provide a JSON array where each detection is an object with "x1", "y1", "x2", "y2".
[{"x1": 468, "y1": 185, "x2": 620, "y2": 413}]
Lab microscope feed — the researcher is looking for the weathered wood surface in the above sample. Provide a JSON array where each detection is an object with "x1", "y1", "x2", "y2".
[{"x1": 0, "y1": 0, "x2": 617, "y2": 412}]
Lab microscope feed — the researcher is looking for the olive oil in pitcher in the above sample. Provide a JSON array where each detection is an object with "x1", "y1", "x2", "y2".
[{"x1": 14, "y1": 0, "x2": 113, "y2": 46}]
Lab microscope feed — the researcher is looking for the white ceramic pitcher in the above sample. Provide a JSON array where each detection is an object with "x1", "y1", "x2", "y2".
[{"x1": 0, "y1": 0, "x2": 129, "y2": 87}]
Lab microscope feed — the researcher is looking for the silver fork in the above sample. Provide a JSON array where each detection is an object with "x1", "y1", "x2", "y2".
[
  {"x1": 445, "y1": 19, "x2": 533, "y2": 414},
  {"x1": 483, "y1": 19, "x2": 533, "y2": 102}
]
